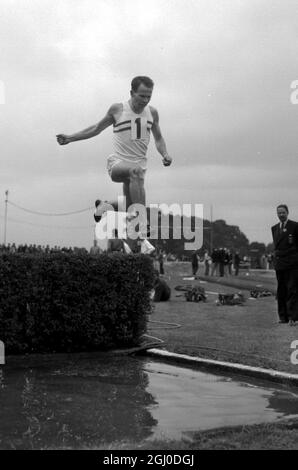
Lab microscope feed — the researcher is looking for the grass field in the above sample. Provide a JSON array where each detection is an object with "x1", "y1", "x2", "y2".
[
  {"x1": 97, "y1": 418, "x2": 298, "y2": 450},
  {"x1": 150, "y1": 262, "x2": 298, "y2": 375},
  {"x1": 41, "y1": 262, "x2": 298, "y2": 451},
  {"x1": 141, "y1": 263, "x2": 298, "y2": 449}
]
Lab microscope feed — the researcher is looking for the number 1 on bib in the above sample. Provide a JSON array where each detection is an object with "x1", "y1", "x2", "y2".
[{"x1": 131, "y1": 117, "x2": 147, "y2": 140}]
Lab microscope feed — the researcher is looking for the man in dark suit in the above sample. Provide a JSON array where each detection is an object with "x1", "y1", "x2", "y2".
[
  {"x1": 271, "y1": 204, "x2": 298, "y2": 324},
  {"x1": 191, "y1": 250, "x2": 199, "y2": 277}
]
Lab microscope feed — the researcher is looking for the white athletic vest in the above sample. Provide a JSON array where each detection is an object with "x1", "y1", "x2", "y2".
[{"x1": 111, "y1": 101, "x2": 153, "y2": 169}]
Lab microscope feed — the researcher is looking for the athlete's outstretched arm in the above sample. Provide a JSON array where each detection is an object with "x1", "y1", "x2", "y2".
[
  {"x1": 56, "y1": 104, "x2": 117, "y2": 145},
  {"x1": 151, "y1": 108, "x2": 172, "y2": 166}
]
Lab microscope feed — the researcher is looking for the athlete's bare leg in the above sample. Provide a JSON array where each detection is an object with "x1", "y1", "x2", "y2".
[
  {"x1": 111, "y1": 161, "x2": 152, "y2": 243},
  {"x1": 123, "y1": 181, "x2": 133, "y2": 210},
  {"x1": 95, "y1": 160, "x2": 154, "y2": 253},
  {"x1": 110, "y1": 161, "x2": 145, "y2": 207}
]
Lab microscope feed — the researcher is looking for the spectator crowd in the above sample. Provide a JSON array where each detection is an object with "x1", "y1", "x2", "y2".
[{"x1": 0, "y1": 243, "x2": 88, "y2": 255}]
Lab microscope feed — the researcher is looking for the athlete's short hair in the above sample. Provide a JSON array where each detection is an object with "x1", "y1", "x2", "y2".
[
  {"x1": 131, "y1": 76, "x2": 154, "y2": 92},
  {"x1": 277, "y1": 204, "x2": 289, "y2": 213}
]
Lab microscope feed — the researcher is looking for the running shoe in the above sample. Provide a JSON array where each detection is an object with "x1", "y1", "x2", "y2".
[
  {"x1": 140, "y1": 238, "x2": 155, "y2": 255},
  {"x1": 94, "y1": 200, "x2": 111, "y2": 222}
]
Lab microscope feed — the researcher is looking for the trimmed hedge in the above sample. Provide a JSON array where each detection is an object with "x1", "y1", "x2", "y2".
[{"x1": 0, "y1": 253, "x2": 155, "y2": 354}]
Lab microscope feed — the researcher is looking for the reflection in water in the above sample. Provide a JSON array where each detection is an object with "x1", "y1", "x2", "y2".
[
  {"x1": 0, "y1": 355, "x2": 157, "y2": 449},
  {"x1": 0, "y1": 354, "x2": 298, "y2": 449},
  {"x1": 267, "y1": 389, "x2": 298, "y2": 417},
  {"x1": 143, "y1": 362, "x2": 298, "y2": 440}
]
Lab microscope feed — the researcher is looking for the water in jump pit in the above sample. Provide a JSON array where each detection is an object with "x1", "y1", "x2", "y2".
[
  {"x1": 144, "y1": 361, "x2": 298, "y2": 441},
  {"x1": 0, "y1": 353, "x2": 298, "y2": 449}
]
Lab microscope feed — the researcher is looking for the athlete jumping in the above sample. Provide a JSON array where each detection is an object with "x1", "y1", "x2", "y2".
[{"x1": 56, "y1": 76, "x2": 172, "y2": 250}]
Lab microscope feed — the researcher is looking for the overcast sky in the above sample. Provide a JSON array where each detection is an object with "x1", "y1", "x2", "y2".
[{"x1": 1, "y1": 0, "x2": 298, "y2": 248}]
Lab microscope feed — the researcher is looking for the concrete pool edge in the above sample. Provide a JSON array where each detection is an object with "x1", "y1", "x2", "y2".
[{"x1": 145, "y1": 348, "x2": 298, "y2": 387}]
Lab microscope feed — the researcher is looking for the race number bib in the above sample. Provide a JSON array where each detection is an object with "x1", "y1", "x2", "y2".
[{"x1": 131, "y1": 117, "x2": 147, "y2": 140}]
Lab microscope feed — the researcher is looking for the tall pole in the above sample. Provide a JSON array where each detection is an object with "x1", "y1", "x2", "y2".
[
  {"x1": 210, "y1": 204, "x2": 213, "y2": 253},
  {"x1": 4, "y1": 189, "x2": 8, "y2": 245}
]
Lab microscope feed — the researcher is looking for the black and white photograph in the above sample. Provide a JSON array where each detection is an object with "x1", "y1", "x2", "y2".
[{"x1": 1, "y1": 0, "x2": 298, "y2": 456}]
